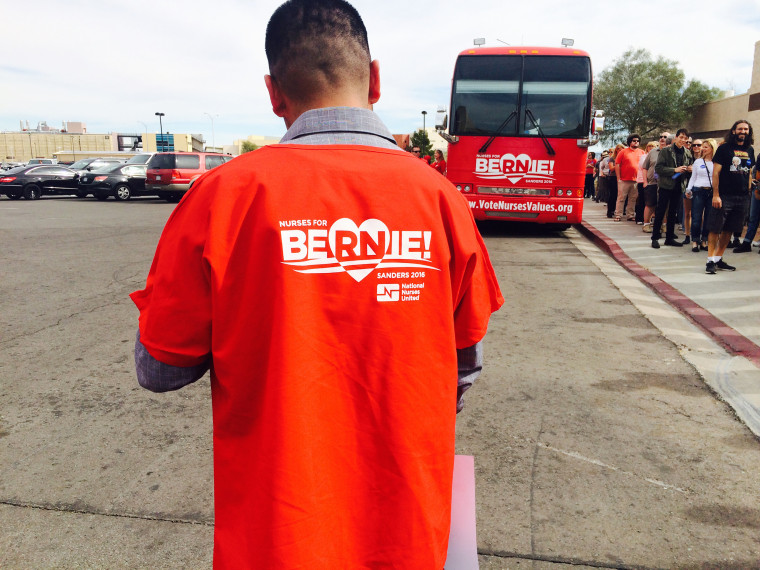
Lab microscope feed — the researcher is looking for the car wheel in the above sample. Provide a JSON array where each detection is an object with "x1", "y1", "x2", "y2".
[
  {"x1": 23, "y1": 184, "x2": 41, "y2": 200},
  {"x1": 76, "y1": 190, "x2": 88, "y2": 198},
  {"x1": 114, "y1": 185, "x2": 131, "y2": 201},
  {"x1": 8, "y1": 193, "x2": 22, "y2": 200},
  {"x1": 166, "y1": 192, "x2": 181, "y2": 203}
]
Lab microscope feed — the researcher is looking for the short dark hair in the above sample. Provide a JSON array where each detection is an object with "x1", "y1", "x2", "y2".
[
  {"x1": 265, "y1": 0, "x2": 371, "y2": 100},
  {"x1": 675, "y1": 128, "x2": 690, "y2": 138},
  {"x1": 626, "y1": 133, "x2": 640, "y2": 146},
  {"x1": 725, "y1": 119, "x2": 754, "y2": 147}
]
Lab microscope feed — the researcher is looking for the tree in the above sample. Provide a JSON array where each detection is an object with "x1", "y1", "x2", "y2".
[
  {"x1": 410, "y1": 129, "x2": 433, "y2": 158},
  {"x1": 241, "y1": 140, "x2": 258, "y2": 153},
  {"x1": 594, "y1": 49, "x2": 720, "y2": 144}
]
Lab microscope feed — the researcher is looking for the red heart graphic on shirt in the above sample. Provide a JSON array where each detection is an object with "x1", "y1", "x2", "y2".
[{"x1": 328, "y1": 218, "x2": 390, "y2": 282}]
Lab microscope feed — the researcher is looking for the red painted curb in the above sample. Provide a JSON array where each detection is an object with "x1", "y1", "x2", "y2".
[{"x1": 577, "y1": 220, "x2": 760, "y2": 368}]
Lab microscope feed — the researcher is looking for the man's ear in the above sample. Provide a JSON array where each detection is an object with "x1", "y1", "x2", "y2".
[
  {"x1": 368, "y1": 60, "x2": 381, "y2": 106},
  {"x1": 265, "y1": 74, "x2": 287, "y2": 117}
]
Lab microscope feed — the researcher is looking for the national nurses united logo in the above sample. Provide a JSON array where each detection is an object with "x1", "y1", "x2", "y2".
[{"x1": 279, "y1": 217, "x2": 438, "y2": 282}]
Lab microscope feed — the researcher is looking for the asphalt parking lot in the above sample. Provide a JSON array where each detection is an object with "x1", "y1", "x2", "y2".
[{"x1": 2, "y1": 197, "x2": 760, "y2": 569}]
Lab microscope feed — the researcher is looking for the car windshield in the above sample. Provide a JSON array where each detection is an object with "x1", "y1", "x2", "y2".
[
  {"x1": 98, "y1": 164, "x2": 127, "y2": 174},
  {"x1": 451, "y1": 54, "x2": 591, "y2": 138},
  {"x1": 70, "y1": 159, "x2": 93, "y2": 170},
  {"x1": 3, "y1": 166, "x2": 29, "y2": 175},
  {"x1": 126, "y1": 154, "x2": 151, "y2": 164}
]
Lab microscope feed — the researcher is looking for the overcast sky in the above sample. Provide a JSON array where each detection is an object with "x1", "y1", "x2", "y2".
[{"x1": 2, "y1": 0, "x2": 759, "y2": 145}]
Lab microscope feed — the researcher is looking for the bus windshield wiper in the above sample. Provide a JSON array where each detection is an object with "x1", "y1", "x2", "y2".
[
  {"x1": 478, "y1": 110, "x2": 516, "y2": 153},
  {"x1": 525, "y1": 108, "x2": 556, "y2": 156}
]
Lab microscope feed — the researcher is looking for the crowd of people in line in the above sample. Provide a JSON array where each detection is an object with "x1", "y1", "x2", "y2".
[{"x1": 586, "y1": 120, "x2": 758, "y2": 274}]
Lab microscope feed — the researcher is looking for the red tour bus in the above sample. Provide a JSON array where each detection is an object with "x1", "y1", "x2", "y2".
[{"x1": 438, "y1": 46, "x2": 602, "y2": 228}]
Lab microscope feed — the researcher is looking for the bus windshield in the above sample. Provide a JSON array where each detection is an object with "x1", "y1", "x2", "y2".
[{"x1": 451, "y1": 55, "x2": 591, "y2": 138}]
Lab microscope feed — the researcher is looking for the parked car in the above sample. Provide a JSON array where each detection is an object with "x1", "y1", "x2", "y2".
[
  {"x1": 125, "y1": 153, "x2": 156, "y2": 165},
  {"x1": 69, "y1": 157, "x2": 129, "y2": 197},
  {"x1": 145, "y1": 151, "x2": 233, "y2": 202},
  {"x1": 78, "y1": 164, "x2": 148, "y2": 201},
  {"x1": 27, "y1": 158, "x2": 57, "y2": 165},
  {"x1": 0, "y1": 165, "x2": 79, "y2": 200}
]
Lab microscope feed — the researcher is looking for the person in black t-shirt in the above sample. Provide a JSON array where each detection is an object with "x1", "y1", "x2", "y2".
[{"x1": 704, "y1": 120, "x2": 755, "y2": 274}]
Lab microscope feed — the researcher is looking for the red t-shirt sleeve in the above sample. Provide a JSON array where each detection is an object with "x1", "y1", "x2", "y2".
[
  {"x1": 130, "y1": 190, "x2": 213, "y2": 367},
  {"x1": 447, "y1": 199, "x2": 504, "y2": 348}
]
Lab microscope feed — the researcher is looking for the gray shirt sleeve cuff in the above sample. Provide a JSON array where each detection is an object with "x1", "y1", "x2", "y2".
[
  {"x1": 135, "y1": 329, "x2": 210, "y2": 392},
  {"x1": 456, "y1": 341, "x2": 483, "y2": 413}
]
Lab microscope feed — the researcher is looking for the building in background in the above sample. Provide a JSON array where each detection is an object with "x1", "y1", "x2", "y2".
[
  {"x1": 141, "y1": 133, "x2": 204, "y2": 153},
  {"x1": 393, "y1": 134, "x2": 410, "y2": 149},
  {"x1": 1, "y1": 130, "x2": 112, "y2": 164},
  {"x1": 689, "y1": 40, "x2": 760, "y2": 140},
  {"x1": 1, "y1": 120, "x2": 205, "y2": 165}
]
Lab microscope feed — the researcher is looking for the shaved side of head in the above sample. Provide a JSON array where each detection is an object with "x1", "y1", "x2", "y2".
[{"x1": 266, "y1": 0, "x2": 371, "y2": 105}]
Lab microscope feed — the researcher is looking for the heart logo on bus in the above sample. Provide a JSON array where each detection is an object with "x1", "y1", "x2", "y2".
[{"x1": 328, "y1": 218, "x2": 390, "y2": 282}]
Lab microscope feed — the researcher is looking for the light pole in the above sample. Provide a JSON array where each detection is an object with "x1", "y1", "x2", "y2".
[
  {"x1": 155, "y1": 112, "x2": 165, "y2": 152},
  {"x1": 137, "y1": 121, "x2": 147, "y2": 152},
  {"x1": 421, "y1": 110, "x2": 427, "y2": 132},
  {"x1": 204, "y1": 112, "x2": 218, "y2": 151}
]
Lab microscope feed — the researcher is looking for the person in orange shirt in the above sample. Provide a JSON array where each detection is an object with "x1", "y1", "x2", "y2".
[
  {"x1": 130, "y1": 0, "x2": 503, "y2": 568},
  {"x1": 613, "y1": 133, "x2": 645, "y2": 221}
]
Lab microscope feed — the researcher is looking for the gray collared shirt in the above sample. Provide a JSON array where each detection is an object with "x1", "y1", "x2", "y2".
[{"x1": 135, "y1": 106, "x2": 482, "y2": 411}]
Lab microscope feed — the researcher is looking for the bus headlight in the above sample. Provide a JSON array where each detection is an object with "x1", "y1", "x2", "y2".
[{"x1": 464, "y1": 185, "x2": 471, "y2": 192}]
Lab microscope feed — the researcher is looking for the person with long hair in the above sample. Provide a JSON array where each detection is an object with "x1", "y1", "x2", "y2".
[
  {"x1": 431, "y1": 148, "x2": 446, "y2": 175},
  {"x1": 681, "y1": 139, "x2": 703, "y2": 245},
  {"x1": 685, "y1": 139, "x2": 716, "y2": 252},
  {"x1": 704, "y1": 120, "x2": 756, "y2": 273},
  {"x1": 584, "y1": 152, "x2": 596, "y2": 198}
]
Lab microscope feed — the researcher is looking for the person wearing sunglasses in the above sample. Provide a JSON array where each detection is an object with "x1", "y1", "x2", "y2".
[
  {"x1": 685, "y1": 139, "x2": 717, "y2": 252},
  {"x1": 613, "y1": 134, "x2": 644, "y2": 221}
]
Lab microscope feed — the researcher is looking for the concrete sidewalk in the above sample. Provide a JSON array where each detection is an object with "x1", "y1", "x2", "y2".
[{"x1": 578, "y1": 198, "x2": 760, "y2": 436}]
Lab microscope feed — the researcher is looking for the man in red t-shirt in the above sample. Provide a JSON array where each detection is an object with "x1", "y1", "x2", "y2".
[
  {"x1": 130, "y1": 1, "x2": 503, "y2": 568},
  {"x1": 614, "y1": 133, "x2": 645, "y2": 220}
]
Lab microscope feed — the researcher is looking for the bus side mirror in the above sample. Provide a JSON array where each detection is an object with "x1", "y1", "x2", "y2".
[
  {"x1": 435, "y1": 109, "x2": 448, "y2": 131},
  {"x1": 592, "y1": 110, "x2": 605, "y2": 133}
]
